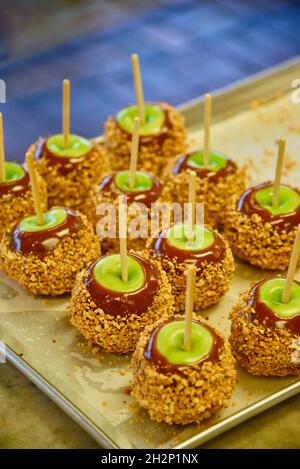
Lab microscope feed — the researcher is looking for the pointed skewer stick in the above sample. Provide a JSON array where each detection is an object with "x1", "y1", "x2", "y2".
[
  {"x1": 187, "y1": 171, "x2": 196, "y2": 244},
  {"x1": 25, "y1": 152, "x2": 44, "y2": 225},
  {"x1": 131, "y1": 53, "x2": 145, "y2": 124},
  {"x1": 282, "y1": 224, "x2": 300, "y2": 303},
  {"x1": 0, "y1": 113, "x2": 5, "y2": 182},
  {"x1": 129, "y1": 116, "x2": 140, "y2": 189},
  {"x1": 119, "y1": 195, "x2": 128, "y2": 282},
  {"x1": 63, "y1": 79, "x2": 70, "y2": 149},
  {"x1": 272, "y1": 138, "x2": 286, "y2": 208},
  {"x1": 183, "y1": 264, "x2": 196, "y2": 352},
  {"x1": 203, "y1": 93, "x2": 212, "y2": 166}
]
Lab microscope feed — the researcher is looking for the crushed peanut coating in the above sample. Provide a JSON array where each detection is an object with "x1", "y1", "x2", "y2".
[
  {"x1": 131, "y1": 314, "x2": 236, "y2": 425},
  {"x1": 104, "y1": 103, "x2": 186, "y2": 176},
  {"x1": 70, "y1": 252, "x2": 174, "y2": 354},
  {"x1": 0, "y1": 212, "x2": 100, "y2": 296},
  {"x1": 29, "y1": 139, "x2": 109, "y2": 210},
  {"x1": 224, "y1": 193, "x2": 300, "y2": 270},
  {"x1": 146, "y1": 230, "x2": 234, "y2": 312},
  {"x1": 162, "y1": 159, "x2": 246, "y2": 228},
  {"x1": 230, "y1": 286, "x2": 300, "y2": 376},
  {"x1": 0, "y1": 169, "x2": 47, "y2": 238}
]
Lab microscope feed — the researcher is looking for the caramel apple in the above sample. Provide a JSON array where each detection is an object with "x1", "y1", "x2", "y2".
[
  {"x1": 31, "y1": 132, "x2": 108, "y2": 211},
  {"x1": 104, "y1": 54, "x2": 186, "y2": 175},
  {"x1": 29, "y1": 80, "x2": 108, "y2": 210},
  {"x1": 0, "y1": 207, "x2": 100, "y2": 296},
  {"x1": 105, "y1": 103, "x2": 186, "y2": 175},
  {"x1": 230, "y1": 277, "x2": 300, "y2": 376},
  {"x1": 0, "y1": 161, "x2": 47, "y2": 237},
  {"x1": 131, "y1": 314, "x2": 236, "y2": 425},
  {"x1": 82, "y1": 169, "x2": 163, "y2": 253},
  {"x1": 162, "y1": 149, "x2": 246, "y2": 228},
  {"x1": 147, "y1": 223, "x2": 234, "y2": 311},
  {"x1": 225, "y1": 182, "x2": 300, "y2": 270},
  {"x1": 70, "y1": 251, "x2": 174, "y2": 354}
]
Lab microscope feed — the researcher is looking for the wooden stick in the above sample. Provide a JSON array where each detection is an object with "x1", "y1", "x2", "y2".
[
  {"x1": 129, "y1": 116, "x2": 140, "y2": 189},
  {"x1": 183, "y1": 264, "x2": 196, "y2": 352},
  {"x1": 282, "y1": 224, "x2": 300, "y2": 303},
  {"x1": 203, "y1": 93, "x2": 212, "y2": 166},
  {"x1": 63, "y1": 79, "x2": 70, "y2": 149},
  {"x1": 0, "y1": 113, "x2": 5, "y2": 182},
  {"x1": 131, "y1": 53, "x2": 145, "y2": 123},
  {"x1": 187, "y1": 171, "x2": 196, "y2": 243},
  {"x1": 119, "y1": 196, "x2": 128, "y2": 282},
  {"x1": 25, "y1": 152, "x2": 44, "y2": 225},
  {"x1": 272, "y1": 138, "x2": 286, "y2": 208}
]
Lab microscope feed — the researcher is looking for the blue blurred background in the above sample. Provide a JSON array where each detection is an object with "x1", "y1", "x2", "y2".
[{"x1": 0, "y1": 0, "x2": 300, "y2": 162}]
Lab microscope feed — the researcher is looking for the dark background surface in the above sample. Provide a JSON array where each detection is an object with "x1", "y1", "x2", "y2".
[{"x1": 0, "y1": 0, "x2": 300, "y2": 162}]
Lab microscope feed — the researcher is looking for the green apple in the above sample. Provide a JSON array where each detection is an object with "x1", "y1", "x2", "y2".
[
  {"x1": 156, "y1": 320, "x2": 213, "y2": 365},
  {"x1": 3, "y1": 162, "x2": 25, "y2": 182},
  {"x1": 117, "y1": 105, "x2": 165, "y2": 136},
  {"x1": 93, "y1": 254, "x2": 145, "y2": 293},
  {"x1": 255, "y1": 185, "x2": 300, "y2": 216},
  {"x1": 115, "y1": 170, "x2": 153, "y2": 192},
  {"x1": 46, "y1": 134, "x2": 92, "y2": 158},
  {"x1": 259, "y1": 278, "x2": 300, "y2": 318},
  {"x1": 187, "y1": 150, "x2": 229, "y2": 171},
  {"x1": 166, "y1": 224, "x2": 214, "y2": 251},
  {"x1": 19, "y1": 208, "x2": 67, "y2": 232}
]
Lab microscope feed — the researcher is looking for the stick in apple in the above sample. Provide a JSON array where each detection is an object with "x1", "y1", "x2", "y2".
[
  {"x1": 282, "y1": 224, "x2": 300, "y2": 303},
  {"x1": 0, "y1": 113, "x2": 5, "y2": 182},
  {"x1": 187, "y1": 170, "x2": 196, "y2": 244},
  {"x1": 203, "y1": 93, "x2": 212, "y2": 166},
  {"x1": 183, "y1": 264, "x2": 196, "y2": 352},
  {"x1": 119, "y1": 195, "x2": 128, "y2": 282},
  {"x1": 131, "y1": 53, "x2": 145, "y2": 124},
  {"x1": 272, "y1": 138, "x2": 286, "y2": 208},
  {"x1": 129, "y1": 116, "x2": 140, "y2": 189},
  {"x1": 63, "y1": 79, "x2": 70, "y2": 149},
  {"x1": 25, "y1": 152, "x2": 45, "y2": 225}
]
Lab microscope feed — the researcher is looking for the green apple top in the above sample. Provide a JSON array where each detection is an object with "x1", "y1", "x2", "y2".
[
  {"x1": 255, "y1": 185, "x2": 300, "y2": 216},
  {"x1": 11, "y1": 208, "x2": 83, "y2": 255},
  {"x1": 238, "y1": 183, "x2": 300, "y2": 228},
  {"x1": 115, "y1": 170, "x2": 153, "y2": 193},
  {"x1": 166, "y1": 224, "x2": 214, "y2": 251},
  {"x1": 117, "y1": 104, "x2": 165, "y2": 136},
  {"x1": 258, "y1": 278, "x2": 300, "y2": 319},
  {"x1": 0, "y1": 162, "x2": 30, "y2": 197},
  {"x1": 46, "y1": 134, "x2": 92, "y2": 158},
  {"x1": 144, "y1": 319, "x2": 222, "y2": 371},
  {"x1": 187, "y1": 150, "x2": 229, "y2": 172},
  {"x1": 251, "y1": 277, "x2": 300, "y2": 333},
  {"x1": 3, "y1": 162, "x2": 25, "y2": 182},
  {"x1": 19, "y1": 208, "x2": 67, "y2": 232},
  {"x1": 173, "y1": 150, "x2": 237, "y2": 178},
  {"x1": 93, "y1": 254, "x2": 145, "y2": 293},
  {"x1": 154, "y1": 320, "x2": 214, "y2": 366},
  {"x1": 85, "y1": 253, "x2": 159, "y2": 317},
  {"x1": 99, "y1": 170, "x2": 162, "y2": 208}
]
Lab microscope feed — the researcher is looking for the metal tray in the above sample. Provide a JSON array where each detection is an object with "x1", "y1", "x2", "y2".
[{"x1": 1, "y1": 57, "x2": 300, "y2": 449}]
